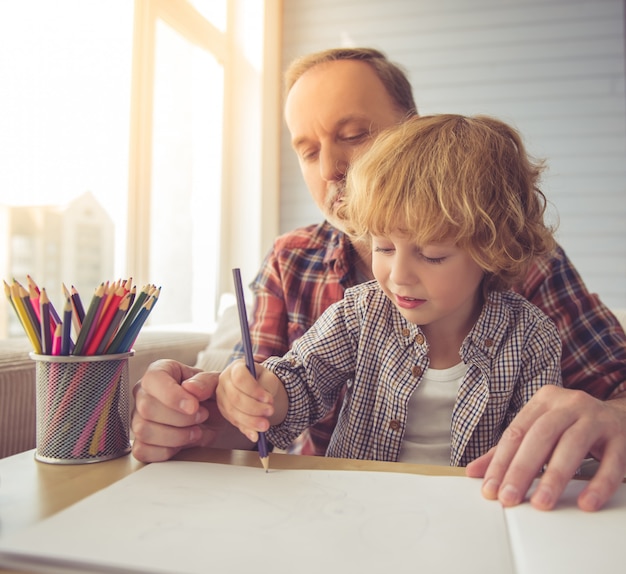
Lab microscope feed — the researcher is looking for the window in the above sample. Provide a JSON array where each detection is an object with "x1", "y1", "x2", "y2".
[
  {"x1": 129, "y1": 1, "x2": 228, "y2": 327},
  {"x1": 0, "y1": 1, "x2": 134, "y2": 338},
  {"x1": 0, "y1": 0, "x2": 280, "y2": 341}
]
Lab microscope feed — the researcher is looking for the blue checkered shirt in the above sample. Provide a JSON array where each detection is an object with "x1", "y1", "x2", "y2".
[{"x1": 264, "y1": 281, "x2": 562, "y2": 466}]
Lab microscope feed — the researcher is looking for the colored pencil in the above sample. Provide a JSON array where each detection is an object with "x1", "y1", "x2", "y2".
[
  {"x1": 72, "y1": 283, "x2": 105, "y2": 355},
  {"x1": 27, "y1": 275, "x2": 60, "y2": 324},
  {"x1": 5, "y1": 274, "x2": 159, "y2": 461},
  {"x1": 17, "y1": 282, "x2": 42, "y2": 339},
  {"x1": 40, "y1": 288, "x2": 53, "y2": 355},
  {"x1": 7, "y1": 276, "x2": 156, "y2": 358},
  {"x1": 81, "y1": 281, "x2": 111, "y2": 353},
  {"x1": 85, "y1": 360, "x2": 126, "y2": 456},
  {"x1": 232, "y1": 267, "x2": 269, "y2": 472},
  {"x1": 84, "y1": 283, "x2": 126, "y2": 356},
  {"x1": 9, "y1": 282, "x2": 42, "y2": 353},
  {"x1": 99, "y1": 293, "x2": 131, "y2": 354},
  {"x1": 72, "y1": 360, "x2": 125, "y2": 457},
  {"x1": 123, "y1": 283, "x2": 150, "y2": 326},
  {"x1": 63, "y1": 283, "x2": 81, "y2": 336},
  {"x1": 26, "y1": 275, "x2": 41, "y2": 321},
  {"x1": 112, "y1": 292, "x2": 158, "y2": 354},
  {"x1": 3, "y1": 280, "x2": 15, "y2": 313},
  {"x1": 26, "y1": 274, "x2": 40, "y2": 296},
  {"x1": 126, "y1": 284, "x2": 137, "y2": 311},
  {"x1": 106, "y1": 284, "x2": 152, "y2": 353},
  {"x1": 98, "y1": 280, "x2": 119, "y2": 318},
  {"x1": 51, "y1": 323, "x2": 62, "y2": 356},
  {"x1": 61, "y1": 297, "x2": 73, "y2": 356},
  {"x1": 27, "y1": 281, "x2": 42, "y2": 322},
  {"x1": 71, "y1": 285, "x2": 86, "y2": 324}
]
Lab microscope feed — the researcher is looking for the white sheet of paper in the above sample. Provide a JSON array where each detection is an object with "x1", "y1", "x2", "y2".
[
  {"x1": 0, "y1": 461, "x2": 514, "y2": 574},
  {"x1": 506, "y1": 477, "x2": 626, "y2": 574}
]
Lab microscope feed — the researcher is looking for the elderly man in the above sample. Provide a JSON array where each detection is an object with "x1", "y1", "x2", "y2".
[{"x1": 131, "y1": 47, "x2": 626, "y2": 512}]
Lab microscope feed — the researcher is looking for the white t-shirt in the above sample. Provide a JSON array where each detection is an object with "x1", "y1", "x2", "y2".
[{"x1": 398, "y1": 362, "x2": 469, "y2": 465}]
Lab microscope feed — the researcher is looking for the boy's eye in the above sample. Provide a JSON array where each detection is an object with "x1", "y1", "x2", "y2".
[
  {"x1": 374, "y1": 246, "x2": 395, "y2": 254},
  {"x1": 423, "y1": 255, "x2": 445, "y2": 264}
]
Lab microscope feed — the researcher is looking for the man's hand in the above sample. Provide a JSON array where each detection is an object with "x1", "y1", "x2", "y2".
[
  {"x1": 466, "y1": 385, "x2": 626, "y2": 511},
  {"x1": 131, "y1": 359, "x2": 251, "y2": 462}
]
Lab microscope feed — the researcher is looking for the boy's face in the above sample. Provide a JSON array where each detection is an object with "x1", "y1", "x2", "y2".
[
  {"x1": 372, "y1": 233, "x2": 485, "y2": 337},
  {"x1": 284, "y1": 59, "x2": 405, "y2": 234}
]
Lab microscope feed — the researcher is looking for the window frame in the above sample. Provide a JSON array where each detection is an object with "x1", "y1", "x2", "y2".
[{"x1": 127, "y1": 0, "x2": 281, "y2": 313}]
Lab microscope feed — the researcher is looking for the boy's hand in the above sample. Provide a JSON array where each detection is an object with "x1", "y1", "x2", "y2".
[{"x1": 216, "y1": 360, "x2": 281, "y2": 443}]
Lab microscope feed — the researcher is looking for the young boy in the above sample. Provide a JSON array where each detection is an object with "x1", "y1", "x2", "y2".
[{"x1": 216, "y1": 114, "x2": 563, "y2": 466}]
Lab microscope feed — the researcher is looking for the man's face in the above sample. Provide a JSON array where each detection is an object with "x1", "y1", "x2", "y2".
[{"x1": 285, "y1": 59, "x2": 406, "y2": 233}]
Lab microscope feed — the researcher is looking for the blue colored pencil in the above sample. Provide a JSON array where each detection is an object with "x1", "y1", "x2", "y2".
[
  {"x1": 107, "y1": 284, "x2": 150, "y2": 351},
  {"x1": 232, "y1": 268, "x2": 269, "y2": 472},
  {"x1": 70, "y1": 285, "x2": 86, "y2": 323},
  {"x1": 111, "y1": 291, "x2": 158, "y2": 354}
]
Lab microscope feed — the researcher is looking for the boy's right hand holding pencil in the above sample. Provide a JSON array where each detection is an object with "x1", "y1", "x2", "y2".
[{"x1": 216, "y1": 360, "x2": 288, "y2": 444}]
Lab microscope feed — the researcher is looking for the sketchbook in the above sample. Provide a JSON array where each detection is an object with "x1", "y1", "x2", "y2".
[{"x1": 0, "y1": 461, "x2": 624, "y2": 574}]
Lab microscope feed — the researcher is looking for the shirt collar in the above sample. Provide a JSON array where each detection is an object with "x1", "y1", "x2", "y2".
[
  {"x1": 321, "y1": 222, "x2": 350, "y2": 264},
  {"x1": 462, "y1": 291, "x2": 511, "y2": 362},
  {"x1": 319, "y1": 222, "x2": 363, "y2": 288}
]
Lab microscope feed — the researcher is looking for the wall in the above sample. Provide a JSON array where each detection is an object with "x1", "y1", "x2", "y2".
[{"x1": 279, "y1": 0, "x2": 626, "y2": 309}]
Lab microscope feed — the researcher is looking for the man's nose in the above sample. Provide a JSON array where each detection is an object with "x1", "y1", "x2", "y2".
[{"x1": 319, "y1": 145, "x2": 348, "y2": 182}]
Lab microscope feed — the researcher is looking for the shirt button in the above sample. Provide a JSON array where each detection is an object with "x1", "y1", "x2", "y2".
[
  {"x1": 484, "y1": 338, "x2": 494, "y2": 348},
  {"x1": 411, "y1": 365, "x2": 423, "y2": 377},
  {"x1": 389, "y1": 420, "x2": 401, "y2": 431},
  {"x1": 289, "y1": 358, "x2": 297, "y2": 366},
  {"x1": 415, "y1": 333, "x2": 425, "y2": 345},
  {"x1": 401, "y1": 328, "x2": 410, "y2": 337}
]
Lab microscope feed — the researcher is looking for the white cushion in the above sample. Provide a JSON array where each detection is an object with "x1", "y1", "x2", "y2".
[{"x1": 194, "y1": 304, "x2": 241, "y2": 372}]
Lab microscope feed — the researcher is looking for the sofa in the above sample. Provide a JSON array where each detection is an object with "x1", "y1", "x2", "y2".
[{"x1": 1, "y1": 303, "x2": 625, "y2": 459}]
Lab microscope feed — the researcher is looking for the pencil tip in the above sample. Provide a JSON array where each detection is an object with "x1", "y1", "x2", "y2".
[{"x1": 260, "y1": 456, "x2": 269, "y2": 473}]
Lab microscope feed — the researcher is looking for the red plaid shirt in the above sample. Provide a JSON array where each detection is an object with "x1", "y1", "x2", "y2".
[{"x1": 233, "y1": 221, "x2": 626, "y2": 456}]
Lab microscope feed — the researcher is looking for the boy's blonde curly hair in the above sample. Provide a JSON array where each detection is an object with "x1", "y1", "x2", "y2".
[{"x1": 342, "y1": 114, "x2": 557, "y2": 293}]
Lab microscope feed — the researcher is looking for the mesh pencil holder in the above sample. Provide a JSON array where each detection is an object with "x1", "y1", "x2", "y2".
[{"x1": 30, "y1": 352, "x2": 134, "y2": 464}]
